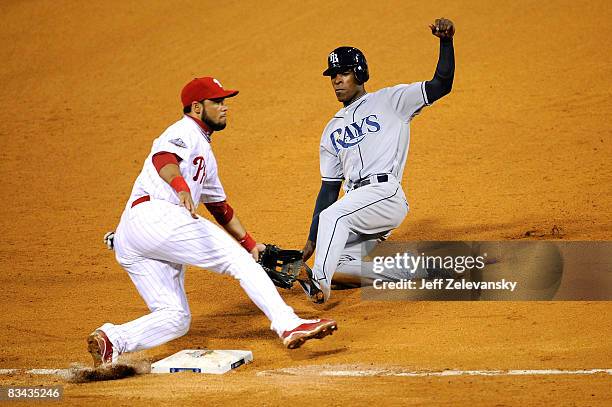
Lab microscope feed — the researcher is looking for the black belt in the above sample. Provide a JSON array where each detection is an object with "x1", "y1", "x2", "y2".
[{"x1": 353, "y1": 174, "x2": 389, "y2": 190}]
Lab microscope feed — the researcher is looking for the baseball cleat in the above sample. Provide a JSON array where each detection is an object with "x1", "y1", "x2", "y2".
[
  {"x1": 87, "y1": 330, "x2": 119, "y2": 367},
  {"x1": 281, "y1": 319, "x2": 338, "y2": 349},
  {"x1": 297, "y1": 265, "x2": 326, "y2": 304}
]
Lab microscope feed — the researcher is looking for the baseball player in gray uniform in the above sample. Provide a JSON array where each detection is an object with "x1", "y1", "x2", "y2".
[{"x1": 300, "y1": 18, "x2": 456, "y2": 303}]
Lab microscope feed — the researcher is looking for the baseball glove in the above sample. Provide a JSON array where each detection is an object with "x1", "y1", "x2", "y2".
[{"x1": 257, "y1": 244, "x2": 307, "y2": 289}]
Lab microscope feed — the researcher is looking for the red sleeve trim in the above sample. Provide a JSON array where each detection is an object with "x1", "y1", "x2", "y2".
[
  {"x1": 152, "y1": 152, "x2": 181, "y2": 174},
  {"x1": 204, "y1": 201, "x2": 234, "y2": 226}
]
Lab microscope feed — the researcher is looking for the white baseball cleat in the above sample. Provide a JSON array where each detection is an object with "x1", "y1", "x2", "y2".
[{"x1": 281, "y1": 319, "x2": 338, "y2": 349}]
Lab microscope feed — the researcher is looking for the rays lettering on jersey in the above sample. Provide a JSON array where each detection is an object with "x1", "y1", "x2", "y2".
[
  {"x1": 193, "y1": 156, "x2": 206, "y2": 184},
  {"x1": 329, "y1": 114, "x2": 381, "y2": 152}
]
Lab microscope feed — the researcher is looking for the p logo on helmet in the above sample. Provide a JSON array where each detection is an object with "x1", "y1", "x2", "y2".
[{"x1": 323, "y1": 46, "x2": 369, "y2": 84}]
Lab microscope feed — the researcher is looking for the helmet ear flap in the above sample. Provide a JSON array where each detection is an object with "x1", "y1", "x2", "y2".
[
  {"x1": 353, "y1": 65, "x2": 369, "y2": 85},
  {"x1": 352, "y1": 52, "x2": 369, "y2": 84}
]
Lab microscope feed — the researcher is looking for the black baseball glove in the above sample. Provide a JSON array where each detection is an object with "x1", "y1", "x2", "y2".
[{"x1": 257, "y1": 244, "x2": 307, "y2": 289}]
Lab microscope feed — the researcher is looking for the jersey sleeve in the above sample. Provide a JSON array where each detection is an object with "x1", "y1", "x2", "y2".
[
  {"x1": 320, "y1": 129, "x2": 344, "y2": 182},
  {"x1": 380, "y1": 82, "x2": 430, "y2": 120},
  {"x1": 152, "y1": 130, "x2": 194, "y2": 162},
  {"x1": 199, "y1": 150, "x2": 227, "y2": 203}
]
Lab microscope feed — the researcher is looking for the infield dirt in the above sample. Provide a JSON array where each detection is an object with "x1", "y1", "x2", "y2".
[{"x1": 0, "y1": 1, "x2": 610, "y2": 405}]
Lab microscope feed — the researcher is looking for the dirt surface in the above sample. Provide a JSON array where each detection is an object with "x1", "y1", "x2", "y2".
[{"x1": 0, "y1": 0, "x2": 611, "y2": 405}]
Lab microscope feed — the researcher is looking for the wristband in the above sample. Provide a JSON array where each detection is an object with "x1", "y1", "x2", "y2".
[
  {"x1": 170, "y1": 176, "x2": 191, "y2": 194},
  {"x1": 239, "y1": 232, "x2": 257, "y2": 252}
]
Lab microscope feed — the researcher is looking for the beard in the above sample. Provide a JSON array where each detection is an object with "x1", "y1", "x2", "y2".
[{"x1": 202, "y1": 112, "x2": 226, "y2": 131}]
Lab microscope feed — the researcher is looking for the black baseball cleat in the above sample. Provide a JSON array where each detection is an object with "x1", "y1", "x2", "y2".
[{"x1": 297, "y1": 264, "x2": 325, "y2": 304}]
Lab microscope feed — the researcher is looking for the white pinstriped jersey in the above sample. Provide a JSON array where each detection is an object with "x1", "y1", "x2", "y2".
[
  {"x1": 319, "y1": 82, "x2": 430, "y2": 191},
  {"x1": 126, "y1": 115, "x2": 226, "y2": 209},
  {"x1": 104, "y1": 113, "x2": 309, "y2": 354}
]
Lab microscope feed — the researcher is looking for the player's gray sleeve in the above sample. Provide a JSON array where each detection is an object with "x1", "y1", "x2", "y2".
[
  {"x1": 319, "y1": 142, "x2": 343, "y2": 182},
  {"x1": 381, "y1": 82, "x2": 429, "y2": 120}
]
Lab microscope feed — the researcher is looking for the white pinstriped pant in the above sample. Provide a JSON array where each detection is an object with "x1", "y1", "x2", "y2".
[
  {"x1": 100, "y1": 199, "x2": 302, "y2": 354},
  {"x1": 312, "y1": 179, "x2": 409, "y2": 301}
]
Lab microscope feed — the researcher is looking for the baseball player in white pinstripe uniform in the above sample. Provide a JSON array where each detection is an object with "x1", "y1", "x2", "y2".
[
  {"x1": 88, "y1": 77, "x2": 337, "y2": 367},
  {"x1": 300, "y1": 19, "x2": 456, "y2": 303}
]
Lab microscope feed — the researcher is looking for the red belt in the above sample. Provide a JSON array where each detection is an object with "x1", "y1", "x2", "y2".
[{"x1": 131, "y1": 195, "x2": 150, "y2": 208}]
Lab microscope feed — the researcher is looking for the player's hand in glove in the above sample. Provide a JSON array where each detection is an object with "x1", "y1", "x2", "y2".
[
  {"x1": 258, "y1": 244, "x2": 325, "y2": 303},
  {"x1": 250, "y1": 243, "x2": 266, "y2": 262},
  {"x1": 429, "y1": 17, "x2": 455, "y2": 39},
  {"x1": 258, "y1": 244, "x2": 307, "y2": 289}
]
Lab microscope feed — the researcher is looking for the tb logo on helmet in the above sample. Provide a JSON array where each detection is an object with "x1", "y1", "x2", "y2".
[{"x1": 323, "y1": 46, "x2": 369, "y2": 84}]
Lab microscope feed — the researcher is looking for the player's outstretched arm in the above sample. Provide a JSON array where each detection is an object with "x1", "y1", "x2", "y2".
[
  {"x1": 425, "y1": 18, "x2": 455, "y2": 104},
  {"x1": 204, "y1": 200, "x2": 264, "y2": 260},
  {"x1": 302, "y1": 180, "x2": 342, "y2": 261},
  {"x1": 221, "y1": 214, "x2": 265, "y2": 260}
]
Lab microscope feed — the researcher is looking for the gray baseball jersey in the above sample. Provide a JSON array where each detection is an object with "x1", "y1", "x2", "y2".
[
  {"x1": 319, "y1": 82, "x2": 429, "y2": 190},
  {"x1": 311, "y1": 82, "x2": 431, "y2": 301}
]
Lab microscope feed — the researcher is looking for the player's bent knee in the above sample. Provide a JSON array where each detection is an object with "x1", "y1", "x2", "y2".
[
  {"x1": 320, "y1": 207, "x2": 349, "y2": 229},
  {"x1": 168, "y1": 310, "x2": 191, "y2": 338},
  {"x1": 319, "y1": 207, "x2": 337, "y2": 223},
  {"x1": 176, "y1": 320, "x2": 191, "y2": 338}
]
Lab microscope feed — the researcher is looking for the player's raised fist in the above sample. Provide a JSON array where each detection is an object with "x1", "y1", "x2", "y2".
[{"x1": 429, "y1": 18, "x2": 455, "y2": 39}]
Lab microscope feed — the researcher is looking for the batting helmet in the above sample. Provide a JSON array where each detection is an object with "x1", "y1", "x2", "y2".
[{"x1": 323, "y1": 46, "x2": 369, "y2": 84}]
